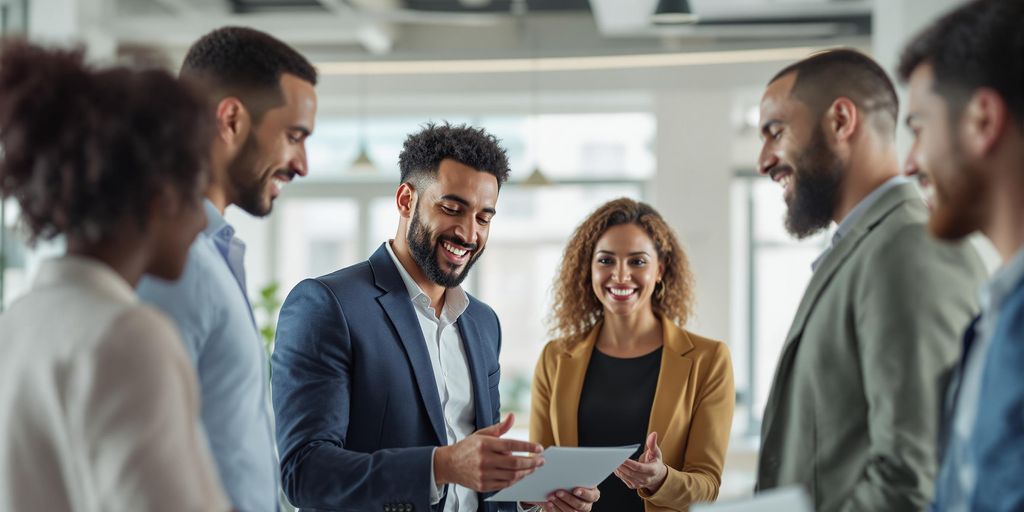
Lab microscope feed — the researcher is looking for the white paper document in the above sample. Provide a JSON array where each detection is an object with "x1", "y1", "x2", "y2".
[
  {"x1": 485, "y1": 444, "x2": 640, "y2": 503},
  {"x1": 692, "y1": 486, "x2": 813, "y2": 512}
]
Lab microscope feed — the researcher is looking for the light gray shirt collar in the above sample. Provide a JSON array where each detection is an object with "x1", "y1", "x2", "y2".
[{"x1": 811, "y1": 175, "x2": 911, "y2": 271}]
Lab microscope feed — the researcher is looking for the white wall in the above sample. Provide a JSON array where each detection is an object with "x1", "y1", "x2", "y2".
[{"x1": 653, "y1": 89, "x2": 734, "y2": 342}]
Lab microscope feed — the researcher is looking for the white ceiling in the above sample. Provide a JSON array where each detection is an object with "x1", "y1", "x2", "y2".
[{"x1": 106, "y1": 0, "x2": 872, "y2": 60}]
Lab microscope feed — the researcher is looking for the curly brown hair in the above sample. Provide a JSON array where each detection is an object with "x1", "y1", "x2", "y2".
[
  {"x1": 549, "y1": 198, "x2": 695, "y2": 347},
  {"x1": 0, "y1": 41, "x2": 212, "y2": 246}
]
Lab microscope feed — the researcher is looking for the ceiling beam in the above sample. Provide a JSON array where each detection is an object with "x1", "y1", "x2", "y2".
[
  {"x1": 589, "y1": 0, "x2": 872, "y2": 37},
  {"x1": 316, "y1": 0, "x2": 396, "y2": 54},
  {"x1": 150, "y1": 0, "x2": 207, "y2": 17},
  {"x1": 107, "y1": 12, "x2": 369, "y2": 46}
]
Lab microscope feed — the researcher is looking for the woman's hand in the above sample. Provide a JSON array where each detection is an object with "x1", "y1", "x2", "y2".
[
  {"x1": 523, "y1": 486, "x2": 600, "y2": 512},
  {"x1": 614, "y1": 432, "x2": 668, "y2": 494}
]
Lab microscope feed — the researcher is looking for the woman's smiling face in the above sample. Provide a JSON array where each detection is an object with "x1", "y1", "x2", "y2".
[{"x1": 591, "y1": 223, "x2": 664, "y2": 318}]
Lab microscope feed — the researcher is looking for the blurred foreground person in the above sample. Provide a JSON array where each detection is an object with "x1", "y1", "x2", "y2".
[
  {"x1": 900, "y1": 0, "x2": 1024, "y2": 509},
  {"x1": 0, "y1": 42, "x2": 228, "y2": 511}
]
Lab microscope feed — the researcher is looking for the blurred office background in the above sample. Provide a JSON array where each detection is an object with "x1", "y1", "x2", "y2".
[{"x1": 0, "y1": 0, "x2": 971, "y2": 502}]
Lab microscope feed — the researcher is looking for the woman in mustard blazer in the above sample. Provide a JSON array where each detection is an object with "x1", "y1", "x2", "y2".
[{"x1": 530, "y1": 198, "x2": 735, "y2": 512}]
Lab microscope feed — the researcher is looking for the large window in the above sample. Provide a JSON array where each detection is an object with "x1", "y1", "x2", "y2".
[
  {"x1": 302, "y1": 113, "x2": 656, "y2": 182},
  {"x1": 228, "y1": 113, "x2": 656, "y2": 437},
  {"x1": 730, "y1": 174, "x2": 828, "y2": 434}
]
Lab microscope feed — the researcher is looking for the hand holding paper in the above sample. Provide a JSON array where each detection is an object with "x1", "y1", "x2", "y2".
[
  {"x1": 524, "y1": 486, "x2": 600, "y2": 512},
  {"x1": 433, "y1": 413, "x2": 545, "y2": 492}
]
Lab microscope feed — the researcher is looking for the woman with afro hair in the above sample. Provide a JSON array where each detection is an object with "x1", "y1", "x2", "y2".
[{"x1": 0, "y1": 42, "x2": 228, "y2": 511}]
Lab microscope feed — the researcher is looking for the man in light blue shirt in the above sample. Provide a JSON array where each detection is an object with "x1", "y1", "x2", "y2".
[
  {"x1": 900, "y1": 1, "x2": 1024, "y2": 510},
  {"x1": 137, "y1": 27, "x2": 318, "y2": 512}
]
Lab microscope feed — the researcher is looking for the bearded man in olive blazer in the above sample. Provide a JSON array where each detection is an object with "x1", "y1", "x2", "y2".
[{"x1": 752, "y1": 50, "x2": 987, "y2": 512}]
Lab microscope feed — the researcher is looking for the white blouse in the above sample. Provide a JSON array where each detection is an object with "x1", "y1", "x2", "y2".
[{"x1": 0, "y1": 256, "x2": 229, "y2": 512}]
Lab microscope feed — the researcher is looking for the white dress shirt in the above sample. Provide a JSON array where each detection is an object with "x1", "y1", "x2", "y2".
[
  {"x1": 386, "y1": 241, "x2": 478, "y2": 512},
  {"x1": 0, "y1": 256, "x2": 228, "y2": 512}
]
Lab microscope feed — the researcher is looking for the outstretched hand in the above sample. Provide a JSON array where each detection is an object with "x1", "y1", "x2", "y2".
[{"x1": 613, "y1": 431, "x2": 668, "y2": 494}]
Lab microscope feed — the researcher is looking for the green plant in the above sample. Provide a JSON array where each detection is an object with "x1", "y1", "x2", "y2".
[{"x1": 252, "y1": 282, "x2": 282, "y2": 355}]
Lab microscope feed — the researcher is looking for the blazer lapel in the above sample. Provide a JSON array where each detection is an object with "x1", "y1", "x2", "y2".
[
  {"x1": 370, "y1": 245, "x2": 447, "y2": 446},
  {"x1": 457, "y1": 312, "x2": 493, "y2": 430},
  {"x1": 647, "y1": 317, "x2": 694, "y2": 441},
  {"x1": 551, "y1": 327, "x2": 600, "y2": 447},
  {"x1": 761, "y1": 183, "x2": 922, "y2": 443},
  {"x1": 780, "y1": 183, "x2": 920, "y2": 350}
]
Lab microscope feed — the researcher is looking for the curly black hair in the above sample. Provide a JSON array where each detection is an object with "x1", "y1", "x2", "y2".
[
  {"x1": 0, "y1": 41, "x2": 213, "y2": 246},
  {"x1": 771, "y1": 48, "x2": 900, "y2": 137},
  {"x1": 181, "y1": 26, "x2": 317, "y2": 121},
  {"x1": 398, "y1": 121, "x2": 511, "y2": 188},
  {"x1": 898, "y1": 0, "x2": 1024, "y2": 127}
]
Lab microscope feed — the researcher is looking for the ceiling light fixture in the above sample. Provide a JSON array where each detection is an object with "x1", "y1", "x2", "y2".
[
  {"x1": 651, "y1": 0, "x2": 699, "y2": 25},
  {"x1": 348, "y1": 62, "x2": 378, "y2": 174},
  {"x1": 515, "y1": 0, "x2": 551, "y2": 188}
]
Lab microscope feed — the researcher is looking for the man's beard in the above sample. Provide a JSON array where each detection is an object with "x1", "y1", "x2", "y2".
[
  {"x1": 407, "y1": 207, "x2": 483, "y2": 289},
  {"x1": 784, "y1": 128, "x2": 844, "y2": 239},
  {"x1": 928, "y1": 136, "x2": 986, "y2": 241},
  {"x1": 227, "y1": 134, "x2": 275, "y2": 217}
]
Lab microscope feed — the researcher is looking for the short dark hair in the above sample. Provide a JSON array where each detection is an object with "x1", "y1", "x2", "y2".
[
  {"x1": 181, "y1": 26, "x2": 317, "y2": 121},
  {"x1": 770, "y1": 48, "x2": 900, "y2": 136},
  {"x1": 398, "y1": 122, "x2": 511, "y2": 188},
  {"x1": 0, "y1": 41, "x2": 213, "y2": 245},
  {"x1": 898, "y1": 0, "x2": 1024, "y2": 127}
]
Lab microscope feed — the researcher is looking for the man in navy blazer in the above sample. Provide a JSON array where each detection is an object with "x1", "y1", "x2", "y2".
[
  {"x1": 272, "y1": 123, "x2": 548, "y2": 512},
  {"x1": 899, "y1": 1, "x2": 1024, "y2": 510}
]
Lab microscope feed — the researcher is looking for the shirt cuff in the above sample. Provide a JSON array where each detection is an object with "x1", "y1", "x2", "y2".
[{"x1": 430, "y1": 447, "x2": 444, "y2": 505}]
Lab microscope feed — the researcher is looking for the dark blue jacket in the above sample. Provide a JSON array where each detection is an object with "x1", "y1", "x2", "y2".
[
  {"x1": 933, "y1": 274, "x2": 1024, "y2": 512},
  {"x1": 970, "y1": 275, "x2": 1024, "y2": 511},
  {"x1": 272, "y1": 244, "x2": 504, "y2": 512}
]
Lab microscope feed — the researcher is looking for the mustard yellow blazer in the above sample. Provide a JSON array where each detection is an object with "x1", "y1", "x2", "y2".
[{"x1": 529, "y1": 315, "x2": 735, "y2": 511}]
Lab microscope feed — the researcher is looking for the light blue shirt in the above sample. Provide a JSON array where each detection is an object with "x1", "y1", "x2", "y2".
[
  {"x1": 812, "y1": 176, "x2": 911, "y2": 271},
  {"x1": 137, "y1": 200, "x2": 278, "y2": 512},
  {"x1": 939, "y1": 246, "x2": 1024, "y2": 511}
]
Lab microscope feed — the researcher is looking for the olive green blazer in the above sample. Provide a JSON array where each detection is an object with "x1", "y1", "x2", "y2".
[{"x1": 756, "y1": 182, "x2": 987, "y2": 511}]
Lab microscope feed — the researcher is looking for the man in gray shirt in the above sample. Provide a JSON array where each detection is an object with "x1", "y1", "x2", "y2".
[{"x1": 137, "y1": 27, "x2": 318, "y2": 511}]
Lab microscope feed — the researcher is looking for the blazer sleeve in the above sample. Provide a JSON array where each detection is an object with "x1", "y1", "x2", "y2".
[
  {"x1": 640, "y1": 342, "x2": 735, "y2": 509},
  {"x1": 272, "y1": 278, "x2": 435, "y2": 511},
  {"x1": 528, "y1": 342, "x2": 557, "y2": 447},
  {"x1": 840, "y1": 225, "x2": 983, "y2": 511}
]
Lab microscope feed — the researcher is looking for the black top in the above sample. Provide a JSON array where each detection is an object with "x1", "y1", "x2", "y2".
[{"x1": 577, "y1": 346, "x2": 663, "y2": 512}]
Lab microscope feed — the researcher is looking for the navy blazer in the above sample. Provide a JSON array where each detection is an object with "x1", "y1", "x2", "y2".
[{"x1": 272, "y1": 244, "x2": 505, "y2": 512}]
